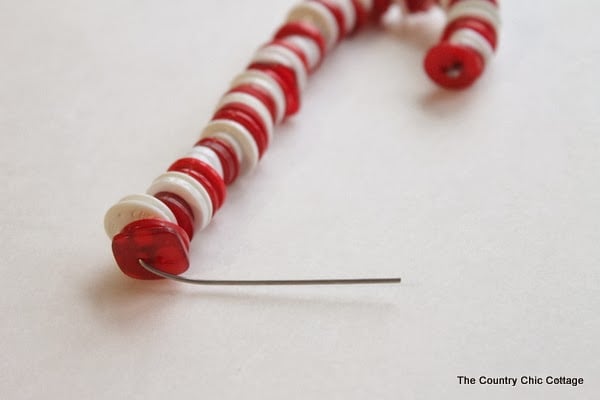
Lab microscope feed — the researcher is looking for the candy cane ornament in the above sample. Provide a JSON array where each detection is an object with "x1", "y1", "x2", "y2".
[
  {"x1": 424, "y1": 0, "x2": 500, "y2": 88},
  {"x1": 104, "y1": 0, "x2": 500, "y2": 285}
]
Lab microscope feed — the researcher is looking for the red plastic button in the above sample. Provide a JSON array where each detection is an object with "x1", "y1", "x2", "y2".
[
  {"x1": 405, "y1": 0, "x2": 435, "y2": 13},
  {"x1": 168, "y1": 166, "x2": 219, "y2": 215},
  {"x1": 424, "y1": 42, "x2": 484, "y2": 89},
  {"x1": 350, "y1": 0, "x2": 369, "y2": 33},
  {"x1": 248, "y1": 63, "x2": 300, "y2": 117},
  {"x1": 267, "y1": 39, "x2": 310, "y2": 74},
  {"x1": 168, "y1": 157, "x2": 226, "y2": 212},
  {"x1": 442, "y1": 16, "x2": 498, "y2": 49},
  {"x1": 312, "y1": 0, "x2": 346, "y2": 42},
  {"x1": 196, "y1": 138, "x2": 240, "y2": 185},
  {"x1": 213, "y1": 106, "x2": 269, "y2": 157},
  {"x1": 154, "y1": 192, "x2": 195, "y2": 241},
  {"x1": 215, "y1": 101, "x2": 270, "y2": 148},
  {"x1": 372, "y1": 0, "x2": 392, "y2": 20},
  {"x1": 274, "y1": 21, "x2": 327, "y2": 65},
  {"x1": 228, "y1": 84, "x2": 278, "y2": 124},
  {"x1": 112, "y1": 219, "x2": 190, "y2": 280}
]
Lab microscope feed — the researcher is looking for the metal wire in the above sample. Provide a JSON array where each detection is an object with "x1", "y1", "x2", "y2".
[{"x1": 139, "y1": 260, "x2": 401, "y2": 286}]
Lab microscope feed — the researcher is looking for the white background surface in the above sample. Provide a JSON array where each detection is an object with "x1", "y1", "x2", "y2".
[{"x1": 1, "y1": 1, "x2": 599, "y2": 399}]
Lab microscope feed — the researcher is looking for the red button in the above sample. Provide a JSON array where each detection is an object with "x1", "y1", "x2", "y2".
[
  {"x1": 112, "y1": 219, "x2": 190, "y2": 280},
  {"x1": 404, "y1": 0, "x2": 435, "y2": 13},
  {"x1": 372, "y1": 0, "x2": 392, "y2": 20},
  {"x1": 196, "y1": 138, "x2": 240, "y2": 185},
  {"x1": 248, "y1": 62, "x2": 300, "y2": 117},
  {"x1": 154, "y1": 192, "x2": 195, "y2": 241},
  {"x1": 213, "y1": 105, "x2": 269, "y2": 157},
  {"x1": 442, "y1": 16, "x2": 497, "y2": 49},
  {"x1": 274, "y1": 21, "x2": 327, "y2": 66},
  {"x1": 169, "y1": 157, "x2": 226, "y2": 212},
  {"x1": 424, "y1": 42, "x2": 484, "y2": 89},
  {"x1": 312, "y1": 0, "x2": 346, "y2": 42},
  {"x1": 228, "y1": 84, "x2": 278, "y2": 124},
  {"x1": 350, "y1": 0, "x2": 369, "y2": 33},
  {"x1": 267, "y1": 39, "x2": 310, "y2": 74}
]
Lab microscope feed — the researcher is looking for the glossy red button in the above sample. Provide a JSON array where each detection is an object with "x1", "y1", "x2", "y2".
[
  {"x1": 213, "y1": 106, "x2": 269, "y2": 157},
  {"x1": 312, "y1": 0, "x2": 346, "y2": 42},
  {"x1": 154, "y1": 192, "x2": 195, "y2": 241},
  {"x1": 267, "y1": 39, "x2": 310, "y2": 74},
  {"x1": 405, "y1": 0, "x2": 435, "y2": 13},
  {"x1": 196, "y1": 138, "x2": 240, "y2": 185},
  {"x1": 350, "y1": 0, "x2": 369, "y2": 33},
  {"x1": 169, "y1": 157, "x2": 226, "y2": 212},
  {"x1": 274, "y1": 21, "x2": 327, "y2": 65},
  {"x1": 424, "y1": 42, "x2": 484, "y2": 89},
  {"x1": 442, "y1": 16, "x2": 498, "y2": 49},
  {"x1": 112, "y1": 219, "x2": 190, "y2": 280},
  {"x1": 248, "y1": 62, "x2": 300, "y2": 117},
  {"x1": 228, "y1": 84, "x2": 278, "y2": 124},
  {"x1": 372, "y1": 0, "x2": 392, "y2": 20}
]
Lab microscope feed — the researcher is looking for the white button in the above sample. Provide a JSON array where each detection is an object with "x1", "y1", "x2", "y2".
[
  {"x1": 287, "y1": 2, "x2": 339, "y2": 51},
  {"x1": 104, "y1": 193, "x2": 177, "y2": 239},
  {"x1": 187, "y1": 146, "x2": 224, "y2": 178},
  {"x1": 230, "y1": 70, "x2": 286, "y2": 124},
  {"x1": 329, "y1": 0, "x2": 357, "y2": 34},
  {"x1": 447, "y1": 0, "x2": 501, "y2": 31},
  {"x1": 281, "y1": 35, "x2": 322, "y2": 72},
  {"x1": 147, "y1": 172, "x2": 213, "y2": 231},
  {"x1": 252, "y1": 44, "x2": 308, "y2": 91},
  {"x1": 216, "y1": 92, "x2": 274, "y2": 143},
  {"x1": 449, "y1": 28, "x2": 495, "y2": 64},
  {"x1": 201, "y1": 119, "x2": 259, "y2": 175}
]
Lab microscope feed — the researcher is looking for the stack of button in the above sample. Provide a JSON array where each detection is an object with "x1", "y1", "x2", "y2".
[
  {"x1": 105, "y1": 0, "x2": 500, "y2": 279},
  {"x1": 104, "y1": 0, "x2": 393, "y2": 279}
]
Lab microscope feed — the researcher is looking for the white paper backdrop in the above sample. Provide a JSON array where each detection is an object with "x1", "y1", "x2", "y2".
[{"x1": 1, "y1": 1, "x2": 599, "y2": 399}]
